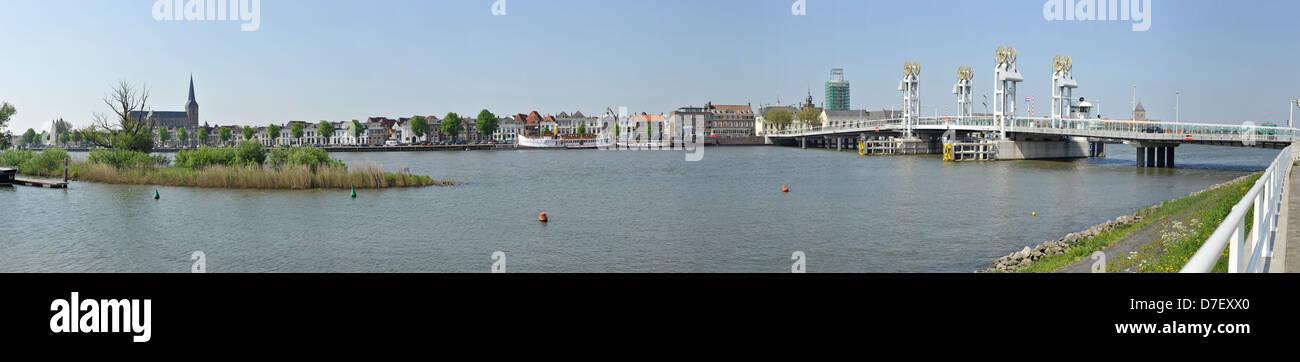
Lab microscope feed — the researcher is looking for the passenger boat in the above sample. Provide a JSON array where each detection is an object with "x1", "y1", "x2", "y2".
[{"x1": 517, "y1": 133, "x2": 612, "y2": 149}]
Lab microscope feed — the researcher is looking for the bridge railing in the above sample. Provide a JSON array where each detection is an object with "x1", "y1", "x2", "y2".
[
  {"x1": 1009, "y1": 117, "x2": 1296, "y2": 142},
  {"x1": 766, "y1": 115, "x2": 1298, "y2": 143},
  {"x1": 1181, "y1": 145, "x2": 1293, "y2": 273}
]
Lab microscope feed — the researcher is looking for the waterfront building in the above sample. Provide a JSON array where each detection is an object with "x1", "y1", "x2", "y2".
[
  {"x1": 668, "y1": 106, "x2": 709, "y2": 141},
  {"x1": 755, "y1": 104, "x2": 796, "y2": 136},
  {"x1": 492, "y1": 116, "x2": 521, "y2": 143},
  {"x1": 621, "y1": 113, "x2": 665, "y2": 142},
  {"x1": 599, "y1": 108, "x2": 619, "y2": 136},
  {"x1": 705, "y1": 102, "x2": 755, "y2": 138},
  {"x1": 825, "y1": 68, "x2": 850, "y2": 111},
  {"x1": 129, "y1": 75, "x2": 199, "y2": 129}
]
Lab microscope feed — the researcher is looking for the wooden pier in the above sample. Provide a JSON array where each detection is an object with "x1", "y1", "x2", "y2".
[{"x1": 12, "y1": 177, "x2": 68, "y2": 188}]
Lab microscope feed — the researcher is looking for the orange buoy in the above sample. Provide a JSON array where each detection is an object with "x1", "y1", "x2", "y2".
[
  {"x1": 539, "y1": 212, "x2": 548, "y2": 222},
  {"x1": 782, "y1": 185, "x2": 790, "y2": 193}
]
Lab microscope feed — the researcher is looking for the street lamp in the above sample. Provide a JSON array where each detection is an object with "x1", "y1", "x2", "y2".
[
  {"x1": 1290, "y1": 99, "x2": 1299, "y2": 128},
  {"x1": 1175, "y1": 91, "x2": 1181, "y2": 124}
]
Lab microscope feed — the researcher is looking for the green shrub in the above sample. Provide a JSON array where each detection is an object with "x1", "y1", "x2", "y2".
[
  {"x1": 88, "y1": 149, "x2": 170, "y2": 169},
  {"x1": 112, "y1": 133, "x2": 155, "y2": 153},
  {"x1": 268, "y1": 147, "x2": 344, "y2": 171},
  {"x1": 234, "y1": 141, "x2": 266, "y2": 166},
  {"x1": 175, "y1": 142, "x2": 268, "y2": 168},
  {"x1": 16, "y1": 148, "x2": 70, "y2": 176},
  {"x1": 0, "y1": 150, "x2": 36, "y2": 167}
]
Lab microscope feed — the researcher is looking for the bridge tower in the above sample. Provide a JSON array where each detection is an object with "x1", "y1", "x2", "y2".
[
  {"x1": 952, "y1": 66, "x2": 974, "y2": 119},
  {"x1": 993, "y1": 45, "x2": 1022, "y2": 140},
  {"x1": 1050, "y1": 54, "x2": 1078, "y2": 126},
  {"x1": 899, "y1": 61, "x2": 920, "y2": 138}
]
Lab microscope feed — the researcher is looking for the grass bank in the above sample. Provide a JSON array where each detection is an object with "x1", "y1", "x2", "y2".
[
  {"x1": 1010, "y1": 173, "x2": 1258, "y2": 273},
  {"x1": 2, "y1": 147, "x2": 453, "y2": 189}
]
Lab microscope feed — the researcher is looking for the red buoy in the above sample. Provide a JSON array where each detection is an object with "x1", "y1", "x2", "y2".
[
  {"x1": 782, "y1": 185, "x2": 789, "y2": 193},
  {"x1": 539, "y1": 212, "x2": 548, "y2": 222}
]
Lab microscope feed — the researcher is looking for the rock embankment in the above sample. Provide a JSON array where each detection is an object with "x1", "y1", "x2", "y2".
[
  {"x1": 984, "y1": 214, "x2": 1145, "y2": 272},
  {"x1": 982, "y1": 174, "x2": 1254, "y2": 273}
]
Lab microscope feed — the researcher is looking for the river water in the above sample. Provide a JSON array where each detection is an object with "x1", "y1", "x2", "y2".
[{"x1": 0, "y1": 145, "x2": 1279, "y2": 272}]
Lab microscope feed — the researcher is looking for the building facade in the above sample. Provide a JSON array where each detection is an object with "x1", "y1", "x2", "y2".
[{"x1": 825, "y1": 68, "x2": 850, "y2": 111}]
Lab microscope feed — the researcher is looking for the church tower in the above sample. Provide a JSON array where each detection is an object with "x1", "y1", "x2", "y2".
[
  {"x1": 1133, "y1": 100, "x2": 1146, "y2": 121},
  {"x1": 186, "y1": 75, "x2": 199, "y2": 127}
]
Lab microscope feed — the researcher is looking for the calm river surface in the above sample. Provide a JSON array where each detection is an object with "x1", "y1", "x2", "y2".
[{"x1": 0, "y1": 145, "x2": 1280, "y2": 272}]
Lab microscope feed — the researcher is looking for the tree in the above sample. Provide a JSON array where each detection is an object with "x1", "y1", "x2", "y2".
[
  {"x1": 410, "y1": 116, "x2": 428, "y2": 142},
  {"x1": 267, "y1": 124, "x2": 281, "y2": 145},
  {"x1": 59, "y1": 132, "x2": 71, "y2": 145},
  {"x1": 158, "y1": 127, "x2": 170, "y2": 146},
  {"x1": 72, "y1": 129, "x2": 84, "y2": 144},
  {"x1": 577, "y1": 124, "x2": 587, "y2": 135},
  {"x1": 350, "y1": 120, "x2": 365, "y2": 142},
  {"x1": 764, "y1": 108, "x2": 793, "y2": 129},
  {"x1": 197, "y1": 128, "x2": 209, "y2": 145},
  {"x1": 177, "y1": 127, "x2": 189, "y2": 146},
  {"x1": 317, "y1": 121, "x2": 335, "y2": 145},
  {"x1": 218, "y1": 127, "x2": 232, "y2": 145},
  {"x1": 614, "y1": 124, "x2": 620, "y2": 137},
  {"x1": 22, "y1": 128, "x2": 36, "y2": 145},
  {"x1": 796, "y1": 107, "x2": 821, "y2": 127},
  {"x1": 476, "y1": 109, "x2": 498, "y2": 140},
  {"x1": 291, "y1": 122, "x2": 305, "y2": 143},
  {"x1": 242, "y1": 125, "x2": 255, "y2": 141},
  {"x1": 0, "y1": 102, "x2": 14, "y2": 149},
  {"x1": 441, "y1": 112, "x2": 463, "y2": 141},
  {"x1": 87, "y1": 80, "x2": 156, "y2": 153}
]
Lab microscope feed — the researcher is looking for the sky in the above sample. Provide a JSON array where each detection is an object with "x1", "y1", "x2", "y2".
[{"x1": 1, "y1": 0, "x2": 1298, "y2": 133}]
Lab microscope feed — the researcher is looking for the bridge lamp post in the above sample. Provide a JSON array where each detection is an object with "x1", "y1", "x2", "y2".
[
  {"x1": 1175, "y1": 91, "x2": 1181, "y2": 124},
  {"x1": 1290, "y1": 99, "x2": 1299, "y2": 128}
]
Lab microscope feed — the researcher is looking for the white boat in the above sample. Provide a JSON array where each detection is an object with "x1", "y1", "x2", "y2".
[{"x1": 517, "y1": 134, "x2": 612, "y2": 149}]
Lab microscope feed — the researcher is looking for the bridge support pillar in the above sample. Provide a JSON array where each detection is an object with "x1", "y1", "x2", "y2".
[
  {"x1": 1137, "y1": 147, "x2": 1146, "y2": 167},
  {"x1": 837, "y1": 137, "x2": 842, "y2": 151},
  {"x1": 800, "y1": 137, "x2": 805, "y2": 149},
  {"x1": 1156, "y1": 147, "x2": 1167, "y2": 167},
  {"x1": 1168, "y1": 147, "x2": 1175, "y2": 168},
  {"x1": 1147, "y1": 147, "x2": 1157, "y2": 168}
]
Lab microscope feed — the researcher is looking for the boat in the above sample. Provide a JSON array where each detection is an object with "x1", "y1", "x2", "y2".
[
  {"x1": 1, "y1": 167, "x2": 15, "y2": 185},
  {"x1": 517, "y1": 133, "x2": 612, "y2": 149}
]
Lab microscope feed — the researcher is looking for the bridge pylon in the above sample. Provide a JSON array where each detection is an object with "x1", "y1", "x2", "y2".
[
  {"x1": 993, "y1": 45, "x2": 1022, "y2": 140},
  {"x1": 899, "y1": 60, "x2": 921, "y2": 139},
  {"x1": 1050, "y1": 54, "x2": 1078, "y2": 126},
  {"x1": 953, "y1": 66, "x2": 975, "y2": 120}
]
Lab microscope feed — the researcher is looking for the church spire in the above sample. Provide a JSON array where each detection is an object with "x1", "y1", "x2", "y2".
[{"x1": 188, "y1": 74, "x2": 196, "y2": 103}]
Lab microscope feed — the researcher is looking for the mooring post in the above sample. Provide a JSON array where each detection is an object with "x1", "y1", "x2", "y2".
[{"x1": 63, "y1": 158, "x2": 68, "y2": 182}]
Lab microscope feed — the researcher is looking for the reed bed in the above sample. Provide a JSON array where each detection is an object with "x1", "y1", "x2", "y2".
[{"x1": 70, "y1": 161, "x2": 452, "y2": 189}]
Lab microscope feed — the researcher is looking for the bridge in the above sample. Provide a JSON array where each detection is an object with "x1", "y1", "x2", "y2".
[
  {"x1": 764, "y1": 45, "x2": 1297, "y2": 166},
  {"x1": 766, "y1": 116, "x2": 1294, "y2": 164}
]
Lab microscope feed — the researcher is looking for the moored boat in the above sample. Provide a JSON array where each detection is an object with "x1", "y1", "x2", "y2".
[{"x1": 0, "y1": 167, "x2": 16, "y2": 185}]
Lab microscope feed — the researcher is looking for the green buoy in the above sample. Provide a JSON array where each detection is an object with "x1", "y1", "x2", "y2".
[
  {"x1": 350, "y1": 187, "x2": 356, "y2": 198},
  {"x1": 154, "y1": 188, "x2": 160, "y2": 200}
]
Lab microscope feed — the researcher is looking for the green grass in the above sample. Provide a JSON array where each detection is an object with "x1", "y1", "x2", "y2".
[{"x1": 1013, "y1": 173, "x2": 1260, "y2": 273}]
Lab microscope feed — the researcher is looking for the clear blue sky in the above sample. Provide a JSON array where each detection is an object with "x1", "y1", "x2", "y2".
[{"x1": 1, "y1": 0, "x2": 1297, "y2": 132}]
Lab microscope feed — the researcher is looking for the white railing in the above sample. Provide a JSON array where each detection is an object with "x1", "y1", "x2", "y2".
[
  {"x1": 1181, "y1": 145, "x2": 1294, "y2": 273},
  {"x1": 766, "y1": 116, "x2": 1299, "y2": 143}
]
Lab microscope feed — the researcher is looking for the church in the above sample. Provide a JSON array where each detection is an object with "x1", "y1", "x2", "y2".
[{"x1": 130, "y1": 75, "x2": 199, "y2": 129}]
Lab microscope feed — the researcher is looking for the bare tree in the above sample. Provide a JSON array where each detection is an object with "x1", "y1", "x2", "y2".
[{"x1": 87, "y1": 80, "x2": 156, "y2": 151}]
